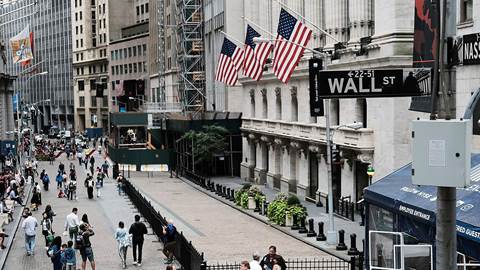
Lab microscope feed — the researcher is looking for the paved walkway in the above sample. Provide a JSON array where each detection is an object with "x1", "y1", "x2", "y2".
[
  {"x1": 4, "y1": 152, "x2": 165, "y2": 270},
  {"x1": 128, "y1": 172, "x2": 332, "y2": 263}
]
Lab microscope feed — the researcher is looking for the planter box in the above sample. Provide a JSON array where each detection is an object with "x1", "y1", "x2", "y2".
[
  {"x1": 285, "y1": 213, "x2": 293, "y2": 226},
  {"x1": 248, "y1": 196, "x2": 256, "y2": 210}
]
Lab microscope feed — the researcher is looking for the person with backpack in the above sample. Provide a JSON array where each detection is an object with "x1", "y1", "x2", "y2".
[
  {"x1": 78, "y1": 223, "x2": 96, "y2": 270},
  {"x1": 47, "y1": 236, "x2": 63, "y2": 270},
  {"x1": 67, "y1": 181, "x2": 76, "y2": 200},
  {"x1": 86, "y1": 177, "x2": 94, "y2": 199},
  {"x1": 101, "y1": 161, "x2": 109, "y2": 178},
  {"x1": 115, "y1": 221, "x2": 130, "y2": 268},
  {"x1": 21, "y1": 211, "x2": 38, "y2": 256},
  {"x1": 41, "y1": 213, "x2": 53, "y2": 247},
  {"x1": 162, "y1": 219, "x2": 177, "y2": 264},
  {"x1": 128, "y1": 215, "x2": 148, "y2": 266},
  {"x1": 62, "y1": 240, "x2": 76, "y2": 270},
  {"x1": 95, "y1": 177, "x2": 102, "y2": 198},
  {"x1": 42, "y1": 173, "x2": 50, "y2": 191},
  {"x1": 55, "y1": 172, "x2": 63, "y2": 190}
]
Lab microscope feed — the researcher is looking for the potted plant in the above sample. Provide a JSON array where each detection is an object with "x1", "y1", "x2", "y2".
[
  {"x1": 247, "y1": 186, "x2": 262, "y2": 210},
  {"x1": 285, "y1": 210, "x2": 293, "y2": 226}
]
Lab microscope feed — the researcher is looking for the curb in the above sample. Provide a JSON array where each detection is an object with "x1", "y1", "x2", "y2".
[
  {"x1": 0, "y1": 183, "x2": 34, "y2": 270},
  {"x1": 174, "y1": 175, "x2": 353, "y2": 262}
]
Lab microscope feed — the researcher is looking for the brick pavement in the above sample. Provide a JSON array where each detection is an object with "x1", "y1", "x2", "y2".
[
  {"x1": 128, "y1": 172, "x2": 333, "y2": 264},
  {"x1": 4, "y1": 153, "x2": 165, "y2": 270}
]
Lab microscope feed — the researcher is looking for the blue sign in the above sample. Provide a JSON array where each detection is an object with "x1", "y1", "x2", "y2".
[{"x1": 12, "y1": 93, "x2": 19, "y2": 112}]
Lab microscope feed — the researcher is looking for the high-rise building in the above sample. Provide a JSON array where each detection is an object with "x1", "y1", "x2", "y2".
[
  {"x1": 72, "y1": 0, "x2": 134, "y2": 131},
  {"x1": 1, "y1": 0, "x2": 73, "y2": 131}
]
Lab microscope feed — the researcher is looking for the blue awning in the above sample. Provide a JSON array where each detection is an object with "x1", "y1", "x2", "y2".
[{"x1": 365, "y1": 154, "x2": 480, "y2": 246}]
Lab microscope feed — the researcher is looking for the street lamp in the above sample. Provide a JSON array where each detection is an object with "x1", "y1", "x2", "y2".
[{"x1": 367, "y1": 164, "x2": 375, "y2": 185}]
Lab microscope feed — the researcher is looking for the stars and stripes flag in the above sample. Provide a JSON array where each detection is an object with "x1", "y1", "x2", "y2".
[
  {"x1": 243, "y1": 25, "x2": 274, "y2": 81},
  {"x1": 215, "y1": 37, "x2": 244, "y2": 86},
  {"x1": 273, "y1": 8, "x2": 313, "y2": 84}
]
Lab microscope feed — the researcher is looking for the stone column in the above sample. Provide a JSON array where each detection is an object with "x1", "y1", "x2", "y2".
[
  {"x1": 317, "y1": 151, "x2": 328, "y2": 206},
  {"x1": 267, "y1": 142, "x2": 276, "y2": 188},
  {"x1": 248, "y1": 134, "x2": 257, "y2": 182},
  {"x1": 340, "y1": 158, "x2": 355, "y2": 199},
  {"x1": 305, "y1": 0, "x2": 325, "y2": 49},
  {"x1": 324, "y1": 0, "x2": 348, "y2": 49},
  {"x1": 348, "y1": 0, "x2": 373, "y2": 45},
  {"x1": 280, "y1": 144, "x2": 291, "y2": 193},
  {"x1": 296, "y1": 148, "x2": 309, "y2": 201}
]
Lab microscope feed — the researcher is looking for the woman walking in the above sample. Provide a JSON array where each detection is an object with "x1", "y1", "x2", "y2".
[
  {"x1": 48, "y1": 236, "x2": 63, "y2": 270},
  {"x1": 41, "y1": 213, "x2": 53, "y2": 247},
  {"x1": 115, "y1": 221, "x2": 130, "y2": 268},
  {"x1": 43, "y1": 205, "x2": 56, "y2": 233}
]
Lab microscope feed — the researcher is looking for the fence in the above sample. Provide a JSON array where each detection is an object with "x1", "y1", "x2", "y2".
[
  {"x1": 124, "y1": 179, "x2": 205, "y2": 270},
  {"x1": 203, "y1": 256, "x2": 364, "y2": 270}
]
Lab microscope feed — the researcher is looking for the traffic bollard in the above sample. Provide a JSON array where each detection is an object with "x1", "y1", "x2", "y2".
[
  {"x1": 306, "y1": 218, "x2": 317, "y2": 237},
  {"x1": 336, "y1": 229, "x2": 348, "y2": 251},
  {"x1": 298, "y1": 217, "x2": 308, "y2": 233},
  {"x1": 316, "y1": 222, "x2": 326, "y2": 241},
  {"x1": 291, "y1": 214, "x2": 299, "y2": 230},
  {"x1": 347, "y1": 233, "x2": 360, "y2": 255}
]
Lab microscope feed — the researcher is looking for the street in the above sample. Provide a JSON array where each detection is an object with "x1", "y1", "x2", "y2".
[{"x1": 4, "y1": 152, "x2": 164, "y2": 270}]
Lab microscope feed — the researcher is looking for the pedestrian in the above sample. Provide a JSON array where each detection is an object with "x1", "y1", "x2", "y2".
[
  {"x1": 21, "y1": 210, "x2": 38, "y2": 256},
  {"x1": 81, "y1": 214, "x2": 92, "y2": 228},
  {"x1": 44, "y1": 204, "x2": 56, "y2": 232},
  {"x1": 49, "y1": 151, "x2": 54, "y2": 165},
  {"x1": 67, "y1": 181, "x2": 76, "y2": 200},
  {"x1": 30, "y1": 184, "x2": 41, "y2": 210},
  {"x1": 101, "y1": 161, "x2": 109, "y2": 178},
  {"x1": 86, "y1": 177, "x2": 94, "y2": 199},
  {"x1": 240, "y1": 261, "x2": 251, "y2": 270},
  {"x1": 128, "y1": 214, "x2": 147, "y2": 266},
  {"x1": 41, "y1": 212, "x2": 53, "y2": 247},
  {"x1": 89, "y1": 156, "x2": 95, "y2": 170},
  {"x1": 250, "y1": 252, "x2": 262, "y2": 270},
  {"x1": 260, "y1": 246, "x2": 287, "y2": 270},
  {"x1": 48, "y1": 236, "x2": 63, "y2": 270},
  {"x1": 58, "y1": 162, "x2": 65, "y2": 175},
  {"x1": 115, "y1": 221, "x2": 130, "y2": 268},
  {"x1": 78, "y1": 223, "x2": 96, "y2": 270},
  {"x1": 162, "y1": 219, "x2": 177, "y2": 264},
  {"x1": 95, "y1": 177, "x2": 102, "y2": 198},
  {"x1": 96, "y1": 170, "x2": 104, "y2": 187},
  {"x1": 42, "y1": 173, "x2": 50, "y2": 191},
  {"x1": 62, "y1": 240, "x2": 76, "y2": 270},
  {"x1": 56, "y1": 172, "x2": 63, "y2": 190},
  {"x1": 84, "y1": 158, "x2": 88, "y2": 170},
  {"x1": 116, "y1": 173, "x2": 125, "y2": 195},
  {"x1": 64, "y1": 208, "x2": 80, "y2": 242},
  {"x1": 77, "y1": 151, "x2": 83, "y2": 166}
]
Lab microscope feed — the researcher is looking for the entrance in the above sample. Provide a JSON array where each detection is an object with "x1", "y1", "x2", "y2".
[
  {"x1": 307, "y1": 152, "x2": 318, "y2": 201},
  {"x1": 332, "y1": 163, "x2": 342, "y2": 201},
  {"x1": 355, "y1": 161, "x2": 369, "y2": 201}
]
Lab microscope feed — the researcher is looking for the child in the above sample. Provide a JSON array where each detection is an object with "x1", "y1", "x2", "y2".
[
  {"x1": 62, "y1": 241, "x2": 76, "y2": 270},
  {"x1": 95, "y1": 178, "x2": 102, "y2": 198}
]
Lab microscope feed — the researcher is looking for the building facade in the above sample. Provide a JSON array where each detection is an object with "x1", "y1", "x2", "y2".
[
  {"x1": 1, "y1": 0, "x2": 73, "y2": 131},
  {"x1": 204, "y1": 0, "x2": 463, "y2": 205}
]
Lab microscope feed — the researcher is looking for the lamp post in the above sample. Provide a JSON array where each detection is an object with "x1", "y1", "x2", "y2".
[{"x1": 367, "y1": 164, "x2": 375, "y2": 185}]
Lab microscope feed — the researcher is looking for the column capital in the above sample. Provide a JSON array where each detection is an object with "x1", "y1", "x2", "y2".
[
  {"x1": 261, "y1": 88, "x2": 267, "y2": 98},
  {"x1": 290, "y1": 86, "x2": 297, "y2": 99},
  {"x1": 357, "y1": 151, "x2": 374, "y2": 163},
  {"x1": 274, "y1": 87, "x2": 281, "y2": 98},
  {"x1": 260, "y1": 135, "x2": 271, "y2": 143},
  {"x1": 249, "y1": 88, "x2": 255, "y2": 99},
  {"x1": 274, "y1": 138, "x2": 284, "y2": 146}
]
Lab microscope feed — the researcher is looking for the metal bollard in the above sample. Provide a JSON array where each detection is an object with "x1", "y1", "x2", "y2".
[
  {"x1": 291, "y1": 214, "x2": 299, "y2": 230},
  {"x1": 336, "y1": 229, "x2": 348, "y2": 251},
  {"x1": 316, "y1": 222, "x2": 326, "y2": 241},
  {"x1": 264, "y1": 201, "x2": 270, "y2": 216},
  {"x1": 230, "y1": 189, "x2": 235, "y2": 201},
  {"x1": 222, "y1": 186, "x2": 227, "y2": 197},
  {"x1": 298, "y1": 217, "x2": 308, "y2": 233},
  {"x1": 306, "y1": 218, "x2": 317, "y2": 237},
  {"x1": 226, "y1": 188, "x2": 231, "y2": 200},
  {"x1": 347, "y1": 233, "x2": 360, "y2": 255}
]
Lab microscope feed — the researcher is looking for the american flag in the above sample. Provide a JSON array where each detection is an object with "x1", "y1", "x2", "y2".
[
  {"x1": 273, "y1": 8, "x2": 312, "y2": 84},
  {"x1": 243, "y1": 25, "x2": 274, "y2": 81},
  {"x1": 215, "y1": 37, "x2": 244, "y2": 86}
]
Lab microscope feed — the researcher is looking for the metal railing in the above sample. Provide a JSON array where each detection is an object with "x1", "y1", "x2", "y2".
[
  {"x1": 142, "y1": 101, "x2": 183, "y2": 113},
  {"x1": 124, "y1": 179, "x2": 205, "y2": 270}
]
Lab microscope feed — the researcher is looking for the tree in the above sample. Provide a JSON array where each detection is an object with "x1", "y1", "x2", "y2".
[{"x1": 182, "y1": 125, "x2": 228, "y2": 175}]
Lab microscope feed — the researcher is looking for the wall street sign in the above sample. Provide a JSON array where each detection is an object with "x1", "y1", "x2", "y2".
[
  {"x1": 313, "y1": 69, "x2": 430, "y2": 99},
  {"x1": 459, "y1": 33, "x2": 480, "y2": 65},
  {"x1": 309, "y1": 58, "x2": 324, "y2": 117}
]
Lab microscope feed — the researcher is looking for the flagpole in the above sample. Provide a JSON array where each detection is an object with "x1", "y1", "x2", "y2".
[
  {"x1": 271, "y1": 0, "x2": 341, "y2": 44},
  {"x1": 241, "y1": 16, "x2": 276, "y2": 38},
  {"x1": 219, "y1": 30, "x2": 244, "y2": 47}
]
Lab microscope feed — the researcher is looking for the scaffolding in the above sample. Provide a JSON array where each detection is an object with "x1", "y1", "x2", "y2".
[{"x1": 175, "y1": 0, "x2": 205, "y2": 116}]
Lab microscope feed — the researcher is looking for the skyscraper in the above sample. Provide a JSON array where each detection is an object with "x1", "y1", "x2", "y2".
[{"x1": 0, "y1": 0, "x2": 73, "y2": 131}]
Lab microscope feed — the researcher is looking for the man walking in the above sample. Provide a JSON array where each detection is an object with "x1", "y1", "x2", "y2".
[
  {"x1": 21, "y1": 211, "x2": 38, "y2": 256},
  {"x1": 65, "y1": 208, "x2": 81, "y2": 242},
  {"x1": 101, "y1": 161, "x2": 109, "y2": 178},
  {"x1": 128, "y1": 215, "x2": 148, "y2": 266},
  {"x1": 260, "y1": 246, "x2": 287, "y2": 270}
]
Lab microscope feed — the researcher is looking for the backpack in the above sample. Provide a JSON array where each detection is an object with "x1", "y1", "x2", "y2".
[{"x1": 74, "y1": 234, "x2": 84, "y2": 249}]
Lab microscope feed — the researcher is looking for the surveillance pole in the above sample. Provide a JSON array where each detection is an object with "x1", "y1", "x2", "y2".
[{"x1": 431, "y1": 0, "x2": 457, "y2": 269}]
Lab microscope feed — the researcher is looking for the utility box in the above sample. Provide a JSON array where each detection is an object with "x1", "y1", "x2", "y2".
[{"x1": 411, "y1": 119, "x2": 472, "y2": 187}]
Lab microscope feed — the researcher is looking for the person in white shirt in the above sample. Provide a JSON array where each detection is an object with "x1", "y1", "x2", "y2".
[
  {"x1": 21, "y1": 211, "x2": 38, "y2": 256},
  {"x1": 64, "y1": 208, "x2": 81, "y2": 242},
  {"x1": 250, "y1": 252, "x2": 262, "y2": 270}
]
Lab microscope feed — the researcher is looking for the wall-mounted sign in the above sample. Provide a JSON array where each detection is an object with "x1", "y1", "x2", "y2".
[
  {"x1": 460, "y1": 33, "x2": 480, "y2": 65},
  {"x1": 313, "y1": 68, "x2": 431, "y2": 99},
  {"x1": 308, "y1": 58, "x2": 324, "y2": 116}
]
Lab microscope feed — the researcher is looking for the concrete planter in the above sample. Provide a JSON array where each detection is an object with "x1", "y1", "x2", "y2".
[
  {"x1": 248, "y1": 196, "x2": 256, "y2": 209},
  {"x1": 285, "y1": 212, "x2": 293, "y2": 227}
]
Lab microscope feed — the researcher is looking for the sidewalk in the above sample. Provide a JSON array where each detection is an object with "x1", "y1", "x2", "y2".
[
  {"x1": 191, "y1": 175, "x2": 366, "y2": 261},
  {"x1": 128, "y1": 172, "x2": 333, "y2": 263},
  {"x1": 3, "y1": 153, "x2": 165, "y2": 270}
]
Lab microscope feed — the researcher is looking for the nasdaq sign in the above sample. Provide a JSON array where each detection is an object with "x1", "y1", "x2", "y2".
[{"x1": 314, "y1": 69, "x2": 430, "y2": 99}]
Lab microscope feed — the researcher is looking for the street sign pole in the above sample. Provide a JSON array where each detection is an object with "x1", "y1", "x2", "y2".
[{"x1": 324, "y1": 99, "x2": 337, "y2": 245}]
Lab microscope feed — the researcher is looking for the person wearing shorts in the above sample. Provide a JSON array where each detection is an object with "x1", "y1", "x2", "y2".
[{"x1": 79, "y1": 223, "x2": 96, "y2": 270}]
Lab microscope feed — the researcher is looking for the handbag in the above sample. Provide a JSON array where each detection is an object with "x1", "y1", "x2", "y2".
[{"x1": 46, "y1": 233, "x2": 55, "y2": 244}]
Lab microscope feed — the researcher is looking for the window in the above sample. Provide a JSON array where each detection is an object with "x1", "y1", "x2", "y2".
[
  {"x1": 143, "y1": 62, "x2": 147, "y2": 72},
  {"x1": 79, "y1": 96, "x2": 85, "y2": 107},
  {"x1": 76, "y1": 40, "x2": 79, "y2": 48},
  {"x1": 115, "y1": 65, "x2": 119, "y2": 75},
  {"x1": 103, "y1": 19, "x2": 106, "y2": 29},
  {"x1": 128, "y1": 63, "x2": 132, "y2": 73},
  {"x1": 137, "y1": 45, "x2": 142, "y2": 55},
  {"x1": 80, "y1": 11, "x2": 82, "y2": 20},
  {"x1": 92, "y1": 38, "x2": 96, "y2": 47},
  {"x1": 79, "y1": 0, "x2": 82, "y2": 6},
  {"x1": 102, "y1": 96, "x2": 108, "y2": 107},
  {"x1": 75, "y1": 26, "x2": 78, "y2": 35},
  {"x1": 75, "y1": 13, "x2": 78, "y2": 21},
  {"x1": 136, "y1": 6, "x2": 140, "y2": 16},
  {"x1": 78, "y1": 80, "x2": 85, "y2": 91},
  {"x1": 275, "y1": 89, "x2": 282, "y2": 120},
  {"x1": 145, "y1": 3, "x2": 148, "y2": 13},
  {"x1": 250, "y1": 91, "x2": 255, "y2": 117},
  {"x1": 90, "y1": 79, "x2": 96, "y2": 90},
  {"x1": 91, "y1": 0, "x2": 95, "y2": 5},
  {"x1": 102, "y1": 4, "x2": 105, "y2": 14},
  {"x1": 128, "y1": 47, "x2": 132, "y2": 57},
  {"x1": 167, "y1": 57, "x2": 171, "y2": 69},
  {"x1": 142, "y1": 44, "x2": 147, "y2": 55},
  {"x1": 124, "y1": 64, "x2": 128, "y2": 74},
  {"x1": 80, "y1": 39, "x2": 83, "y2": 47},
  {"x1": 262, "y1": 91, "x2": 268, "y2": 119},
  {"x1": 111, "y1": 66, "x2": 114, "y2": 75},
  {"x1": 81, "y1": 53, "x2": 84, "y2": 60},
  {"x1": 291, "y1": 90, "x2": 298, "y2": 122},
  {"x1": 91, "y1": 96, "x2": 97, "y2": 107},
  {"x1": 103, "y1": 33, "x2": 106, "y2": 43},
  {"x1": 98, "y1": 5, "x2": 101, "y2": 13},
  {"x1": 133, "y1": 46, "x2": 137, "y2": 56},
  {"x1": 166, "y1": 36, "x2": 171, "y2": 50},
  {"x1": 76, "y1": 54, "x2": 79, "y2": 61},
  {"x1": 80, "y1": 25, "x2": 83, "y2": 33},
  {"x1": 120, "y1": 65, "x2": 124, "y2": 74},
  {"x1": 166, "y1": 0, "x2": 170, "y2": 7},
  {"x1": 166, "y1": 14, "x2": 170, "y2": 25},
  {"x1": 75, "y1": 0, "x2": 77, "y2": 7},
  {"x1": 124, "y1": 48, "x2": 127, "y2": 58},
  {"x1": 460, "y1": 0, "x2": 473, "y2": 22},
  {"x1": 99, "y1": 35, "x2": 102, "y2": 43},
  {"x1": 141, "y1": 4, "x2": 144, "y2": 14},
  {"x1": 133, "y1": 63, "x2": 137, "y2": 73}
]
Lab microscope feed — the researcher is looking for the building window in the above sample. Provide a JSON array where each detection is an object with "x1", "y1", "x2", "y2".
[
  {"x1": 75, "y1": 13, "x2": 78, "y2": 21},
  {"x1": 128, "y1": 47, "x2": 132, "y2": 57},
  {"x1": 262, "y1": 91, "x2": 268, "y2": 119},
  {"x1": 291, "y1": 88, "x2": 298, "y2": 122},
  {"x1": 166, "y1": 14, "x2": 170, "y2": 25},
  {"x1": 103, "y1": 33, "x2": 106, "y2": 43},
  {"x1": 133, "y1": 46, "x2": 137, "y2": 57},
  {"x1": 137, "y1": 45, "x2": 142, "y2": 55},
  {"x1": 167, "y1": 57, "x2": 171, "y2": 69},
  {"x1": 275, "y1": 90, "x2": 282, "y2": 120},
  {"x1": 124, "y1": 64, "x2": 128, "y2": 74},
  {"x1": 250, "y1": 91, "x2": 256, "y2": 118},
  {"x1": 166, "y1": 0, "x2": 170, "y2": 7},
  {"x1": 80, "y1": 11, "x2": 82, "y2": 20},
  {"x1": 90, "y1": 79, "x2": 96, "y2": 91},
  {"x1": 133, "y1": 63, "x2": 137, "y2": 73},
  {"x1": 124, "y1": 48, "x2": 127, "y2": 58},
  {"x1": 136, "y1": 6, "x2": 140, "y2": 16},
  {"x1": 103, "y1": 19, "x2": 106, "y2": 29},
  {"x1": 78, "y1": 80, "x2": 85, "y2": 91},
  {"x1": 120, "y1": 65, "x2": 124, "y2": 74},
  {"x1": 80, "y1": 25, "x2": 83, "y2": 33},
  {"x1": 102, "y1": 4, "x2": 105, "y2": 14},
  {"x1": 79, "y1": 96, "x2": 85, "y2": 107},
  {"x1": 91, "y1": 0, "x2": 95, "y2": 5},
  {"x1": 75, "y1": 26, "x2": 78, "y2": 35},
  {"x1": 141, "y1": 4, "x2": 144, "y2": 14},
  {"x1": 91, "y1": 96, "x2": 97, "y2": 107},
  {"x1": 143, "y1": 62, "x2": 147, "y2": 72},
  {"x1": 76, "y1": 40, "x2": 79, "y2": 48},
  {"x1": 102, "y1": 96, "x2": 108, "y2": 107},
  {"x1": 145, "y1": 3, "x2": 148, "y2": 13},
  {"x1": 460, "y1": 0, "x2": 473, "y2": 23},
  {"x1": 75, "y1": 0, "x2": 77, "y2": 7},
  {"x1": 111, "y1": 66, "x2": 115, "y2": 75},
  {"x1": 142, "y1": 44, "x2": 147, "y2": 55},
  {"x1": 129, "y1": 63, "x2": 133, "y2": 73},
  {"x1": 81, "y1": 53, "x2": 84, "y2": 60},
  {"x1": 166, "y1": 36, "x2": 171, "y2": 50}
]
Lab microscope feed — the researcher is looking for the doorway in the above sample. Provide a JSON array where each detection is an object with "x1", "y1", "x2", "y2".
[
  {"x1": 355, "y1": 161, "x2": 369, "y2": 201},
  {"x1": 308, "y1": 152, "x2": 318, "y2": 201},
  {"x1": 332, "y1": 163, "x2": 342, "y2": 201}
]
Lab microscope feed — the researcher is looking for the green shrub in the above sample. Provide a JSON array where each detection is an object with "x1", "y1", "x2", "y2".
[
  {"x1": 267, "y1": 199, "x2": 288, "y2": 225},
  {"x1": 286, "y1": 195, "x2": 301, "y2": 206},
  {"x1": 234, "y1": 190, "x2": 243, "y2": 206},
  {"x1": 241, "y1": 183, "x2": 252, "y2": 191},
  {"x1": 240, "y1": 192, "x2": 250, "y2": 209},
  {"x1": 275, "y1": 192, "x2": 288, "y2": 201},
  {"x1": 288, "y1": 204, "x2": 308, "y2": 221}
]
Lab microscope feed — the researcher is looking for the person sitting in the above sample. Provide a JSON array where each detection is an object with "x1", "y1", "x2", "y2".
[
  {"x1": 0, "y1": 197, "x2": 13, "y2": 222},
  {"x1": 9, "y1": 188, "x2": 23, "y2": 206}
]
